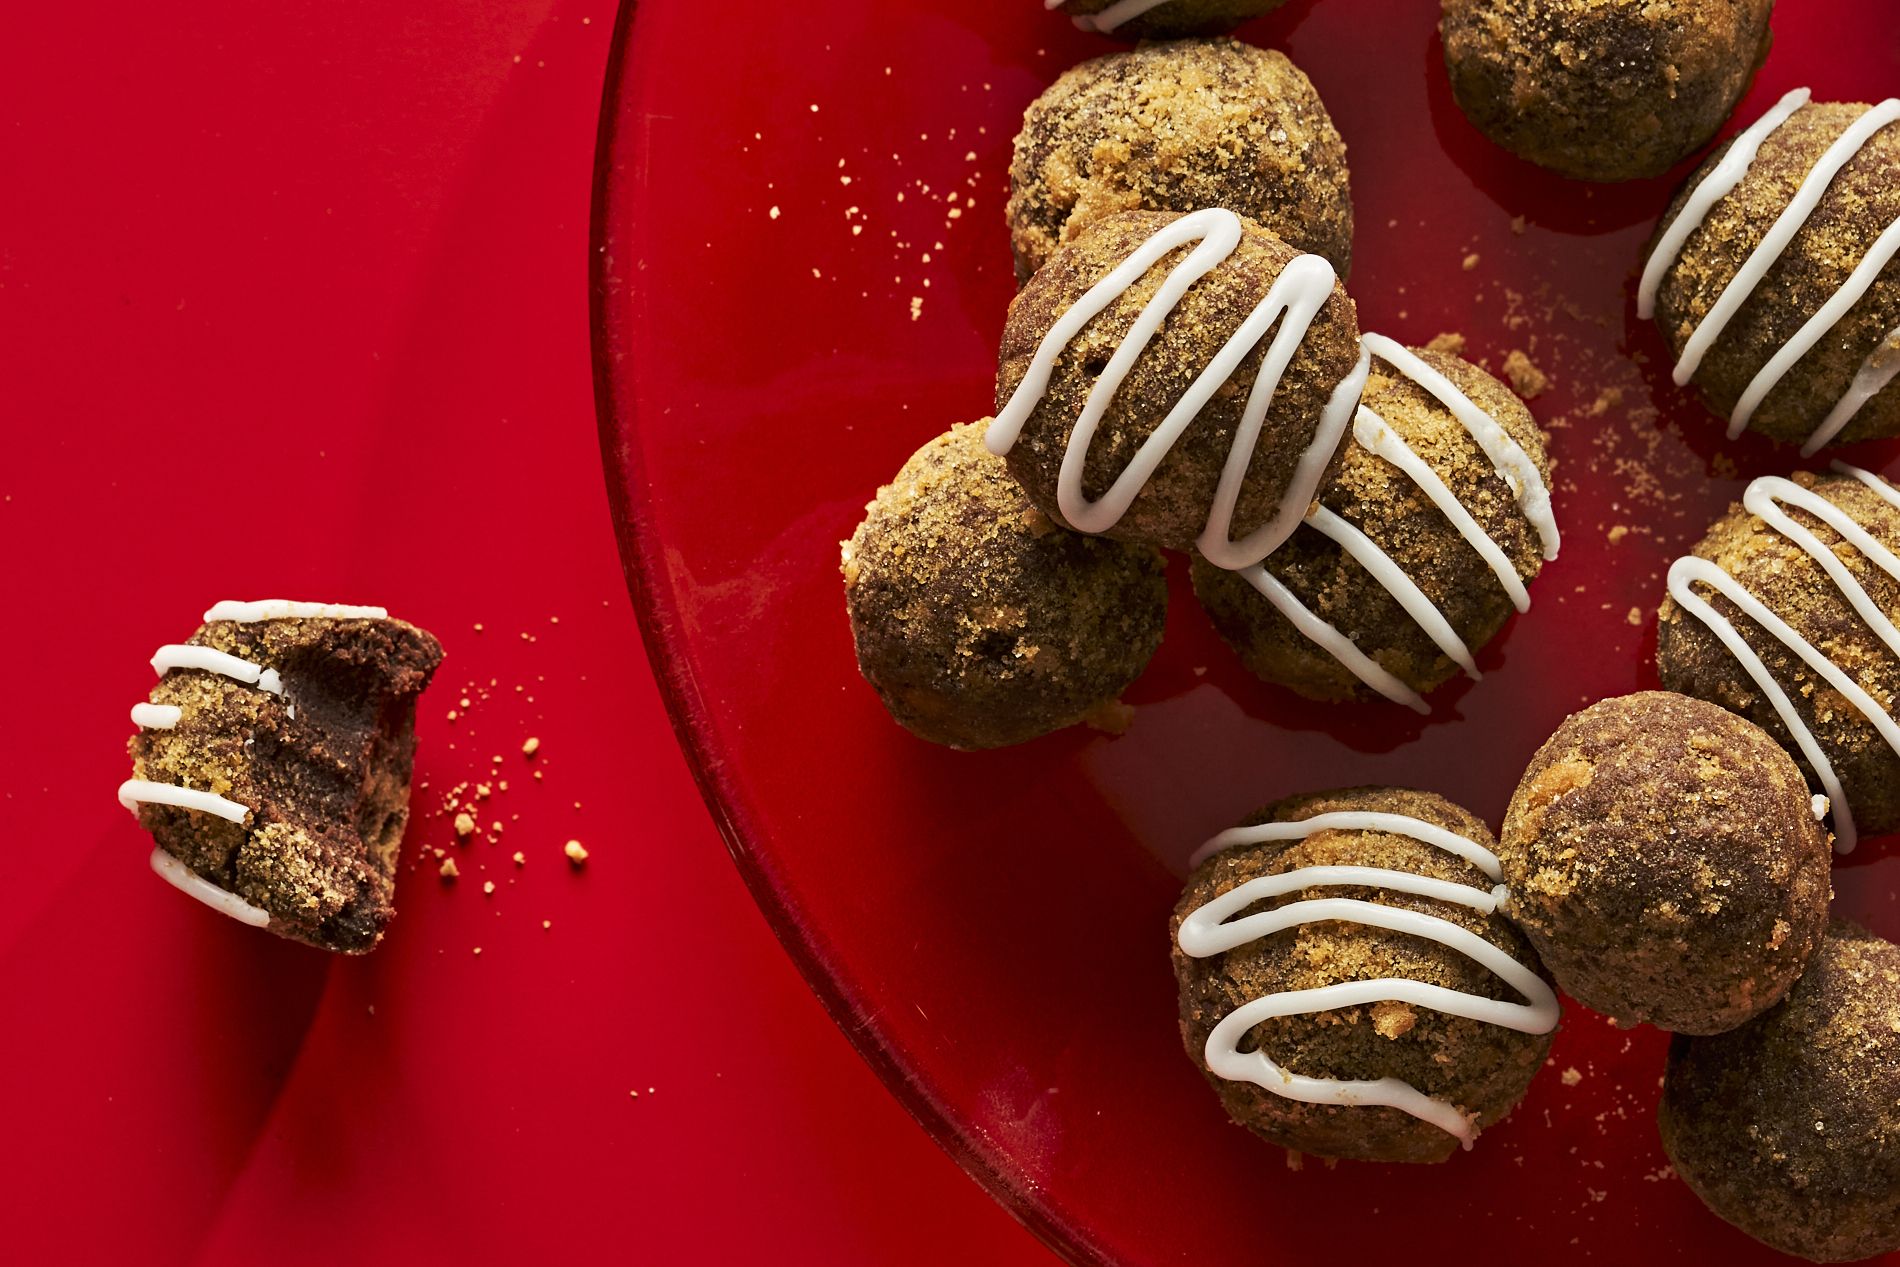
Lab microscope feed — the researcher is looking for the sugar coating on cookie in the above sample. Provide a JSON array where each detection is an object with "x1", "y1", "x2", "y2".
[
  {"x1": 1193, "y1": 341, "x2": 1554, "y2": 710},
  {"x1": 993, "y1": 208, "x2": 1364, "y2": 563},
  {"x1": 1500, "y1": 691, "x2": 1831, "y2": 1035},
  {"x1": 1659, "y1": 464, "x2": 1900, "y2": 851},
  {"x1": 1645, "y1": 95, "x2": 1900, "y2": 449},
  {"x1": 1008, "y1": 38, "x2": 1351, "y2": 285},
  {"x1": 1660, "y1": 921, "x2": 1900, "y2": 1263},
  {"x1": 1173, "y1": 786, "x2": 1558, "y2": 1164},
  {"x1": 1439, "y1": 0, "x2": 1773, "y2": 182},
  {"x1": 842, "y1": 421, "x2": 1167, "y2": 750}
]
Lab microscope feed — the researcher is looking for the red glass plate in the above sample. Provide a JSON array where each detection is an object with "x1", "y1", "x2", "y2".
[{"x1": 592, "y1": 2, "x2": 1900, "y2": 1262}]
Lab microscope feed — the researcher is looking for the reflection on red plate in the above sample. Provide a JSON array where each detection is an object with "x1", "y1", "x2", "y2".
[{"x1": 592, "y1": 1, "x2": 1900, "y2": 1262}]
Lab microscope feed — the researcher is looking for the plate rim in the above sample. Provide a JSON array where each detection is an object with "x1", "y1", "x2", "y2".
[{"x1": 584, "y1": 3, "x2": 1100, "y2": 1262}]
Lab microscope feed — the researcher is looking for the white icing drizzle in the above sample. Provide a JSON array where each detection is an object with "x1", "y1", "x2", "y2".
[
  {"x1": 1638, "y1": 88, "x2": 1811, "y2": 322},
  {"x1": 1234, "y1": 565, "x2": 1432, "y2": 715},
  {"x1": 1735, "y1": 213, "x2": 1900, "y2": 442},
  {"x1": 130, "y1": 702, "x2": 182, "y2": 730},
  {"x1": 1640, "y1": 88, "x2": 1900, "y2": 451},
  {"x1": 1227, "y1": 335, "x2": 1556, "y2": 709},
  {"x1": 204, "y1": 599, "x2": 387, "y2": 623},
  {"x1": 117, "y1": 779, "x2": 251, "y2": 823},
  {"x1": 151, "y1": 644, "x2": 283, "y2": 695},
  {"x1": 148, "y1": 848, "x2": 271, "y2": 928},
  {"x1": 985, "y1": 207, "x2": 1370, "y2": 571},
  {"x1": 1046, "y1": 0, "x2": 1172, "y2": 33},
  {"x1": 1306, "y1": 507, "x2": 1481, "y2": 680},
  {"x1": 1353, "y1": 408, "x2": 1532, "y2": 613},
  {"x1": 1358, "y1": 334, "x2": 1559, "y2": 561},
  {"x1": 1801, "y1": 323, "x2": 1900, "y2": 457},
  {"x1": 1178, "y1": 811, "x2": 1560, "y2": 1147},
  {"x1": 1838, "y1": 457, "x2": 1900, "y2": 511},
  {"x1": 1667, "y1": 464, "x2": 1900, "y2": 854}
]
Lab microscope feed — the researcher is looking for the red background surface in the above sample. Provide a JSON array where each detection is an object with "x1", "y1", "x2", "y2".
[{"x1": 1, "y1": 3, "x2": 1048, "y2": 1263}]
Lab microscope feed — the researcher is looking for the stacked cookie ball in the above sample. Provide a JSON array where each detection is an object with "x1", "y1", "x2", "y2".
[{"x1": 844, "y1": 33, "x2": 1562, "y2": 746}]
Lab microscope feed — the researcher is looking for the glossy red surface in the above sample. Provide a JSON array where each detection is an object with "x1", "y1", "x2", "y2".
[
  {"x1": 596, "y1": 1, "x2": 1900, "y2": 1263},
  {"x1": 3, "y1": 2, "x2": 1049, "y2": 1264}
]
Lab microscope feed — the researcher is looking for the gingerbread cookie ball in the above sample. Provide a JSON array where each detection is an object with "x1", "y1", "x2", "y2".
[
  {"x1": 842, "y1": 420, "x2": 1168, "y2": 750},
  {"x1": 1048, "y1": 0, "x2": 1290, "y2": 40},
  {"x1": 1660, "y1": 921, "x2": 1900, "y2": 1263},
  {"x1": 119, "y1": 601, "x2": 444, "y2": 954},
  {"x1": 1641, "y1": 93, "x2": 1900, "y2": 451},
  {"x1": 993, "y1": 208, "x2": 1363, "y2": 565},
  {"x1": 1008, "y1": 38, "x2": 1352, "y2": 285},
  {"x1": 1500, "y1": 692, "x2": 1831, "y2": 1035},
  {"x1": 1659, "y1": 465, "x2": 1900, "y2": 853},
  {"x1": 1191, "y1": 339, "x2": 1556, "y2": 711},
  {"x1": 1439, "y1": 0, "x2": 1773, "y2": 182},
  {"x1": 1173, "y1": 787, "x2": 1559, "y2": 1163}
]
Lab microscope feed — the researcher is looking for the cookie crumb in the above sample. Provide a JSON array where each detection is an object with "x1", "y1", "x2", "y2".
[
  {"x1": 1503, "y1": 349, "x2": 1548, "y2": 399},
  {"x1": 1082, "y1": 698, "x2": 1135, "y2": 736},
  {"x1": 1607, "y1": 525, "x2": 1630, "y2": 545},
  {"x1": 1627, "y1": 607, "x2": 1644, "y2": 628},
  {"x1": 1562, "y1": 1067, "x2": 1584, "y2": 1087},
  {"x1": 565, "y1": 839, "x2": 590, "y2": 865},
  {"x1": 483, "y1": 880, "x2": 496, "y2": 896},
  {"x1": 1510, "y1": 215, "x2": 1527, "y2": 235},
  {"x1": 1424, "y1": 331, "x2": 1467, "y2": 357},
  {"x1": 1584, "y1": 386, "x2": 1623, "y2": 418},
  {"x1": 521, "y1": 736, "x2": 540, "y2": 758},
  {"x1": 439, "y1": 858, "x2": 460, "y2": 879},
  {"x1": 513, "y1": 851, "x2": 526, "y2": 866},
  {"x1": 454, "y1": 811, "x2": 476, "y2": 838}
]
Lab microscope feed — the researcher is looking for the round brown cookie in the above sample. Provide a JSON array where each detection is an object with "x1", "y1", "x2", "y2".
[
  {"x1": 1649, "y1": 100, "x2": 1900, "y2": 447},
  {"x1": 1439, "y1": 0, "x2": 1773, "y2": 182},
  {"x1": 1052, "y1": 0, "x2": 1290, "y2": 40},
  {"x1": 1172, "y1": 786, "x2": 1556, "y2": 1163},
  {"x1": 1659, "y1": 468, "x2": 1900, "y2": 840},
  {"x1": 995, "y1": 209, "x2": 1361, "y2": 555},
  {"x1": 1660, "y1": 921, "x2": 1900, "y2": 1263},
  {"x1": 1007, "y1": 38, "x2": 1351, "y2": 285},
  {"x1": 127, "y1": 613, "x2": 444, "y2": 954},
  {"x1": 1191, "y1": 346, "x2": 1550, "y2": 704},
  {"x1": 841, "y1": 420, "x2": 1167, "y2": 750},
  {"x1": 1499, "y1": 691, "x2": 1831, "y2": 1035}
]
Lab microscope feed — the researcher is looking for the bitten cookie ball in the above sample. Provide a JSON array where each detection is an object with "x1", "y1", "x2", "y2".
[
  {"x1": 1644, "y1": 97, "x2": 1900, "y2": 450},
  {"x1": 994, "y1": 209, "x2": 1362, "y2": 559},
  {"x1": 1008, "y1": 38, "x2": 1352, "y2": 284},
  {"x1": 842, "y1": 420, "x2": 1168, "y2": 750},
  {"x1": 122, "y1": 603, "x2": 444, "y2": 954},
  {"x1": 1173, "y1": 787, "x2": 1558, "y2": 1163},
  {"x1": 1192, "y1": 343, "x2": 1553, "y2": 710},
  {"x1": 1660, "y1": 921, "x2": 1900, "y2": 1263},
  {"x1": 1439, "y1": 0, "x2": 1773, "y2": 182},
  {"x1": 1658, "y1": 466, "x2": 1900, "y2": 850},
  {"x1": 1049, "y1": 0, "x2": 1291, "y2": 40},
  {"x1": 1499, "y1": 691, "x2": 1831, "y2": 1034}
]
